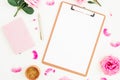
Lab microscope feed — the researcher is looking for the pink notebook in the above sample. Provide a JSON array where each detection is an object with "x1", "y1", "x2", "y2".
[{"x1": 2, "y1": 18, "x2": 35, "y2": 54}]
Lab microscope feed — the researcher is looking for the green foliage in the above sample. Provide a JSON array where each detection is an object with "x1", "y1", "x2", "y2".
[
  {"x1": 88, "y1": 1, "x2": 95, "y2": 4},
  {"x1": 88, "y1": 0, "x2": 101, "y2": 6},
  {"x1": 22, "y1": 6, "x2": 34, "y2": 14},
  {"x1": 7, "y1": 0, "x2": 34, "y2": 17},
  {"x1": 8, "y1": 0, "x2": 19, "y2": 6}
]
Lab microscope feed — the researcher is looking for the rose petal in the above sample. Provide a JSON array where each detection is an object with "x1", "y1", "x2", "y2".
[
  {"x1": 46, "y1": 0, "x2": 55, "y2": 6},
  {"x1": 24, "y1": 0, "x2": 40, "y2": 8},
  {"x1": 103, "y1": 28, "x2": 111, "y2": 37},
  {"x1": 44, "y1": 68, "x2": 55, "y2": 76},
  {"x1": 110, "y1": 42, "x2": 120, "y2": 47},
  {"x1": 110, "y1": 13, "x2": 112, "y2": 16},
  {"x1": 101, "y1": 77, "x2": 107, "y2": 80},
  {"x1": 76, "y1": 0, "x2": 85, "y2": 4},
  {"x1": 33, "y1": 19, "x2": 36, "y2": 21},
  {"x1": 32, "y1": 50, "x2": 38, "y2": 59},
  {"x1": 58, "y1": 76, "x2": 72, "y2": 80},
  {"x1": 11, "y1": 67, "x2": 22, "y2": 73}
]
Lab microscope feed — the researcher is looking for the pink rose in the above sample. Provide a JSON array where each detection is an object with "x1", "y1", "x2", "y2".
[
  {"x1": 24, "y1": 0, "x2": 40, "y2": 8},
  {"x1": 100, "y1": 56, "x2": 120, "y2": 76}
]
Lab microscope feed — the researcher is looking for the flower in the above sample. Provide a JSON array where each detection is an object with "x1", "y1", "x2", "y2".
[
  {"x1": 24, "y1": 0, "x2": 40, "y2": 8},
  {"x1": 100, "y1": 56, "x2": 120, "y2": 76}
]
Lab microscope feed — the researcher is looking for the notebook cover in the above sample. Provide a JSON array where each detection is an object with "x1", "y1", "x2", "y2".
[{"x1": 2, "y1": 18, "x2": 35, "y2": 54}]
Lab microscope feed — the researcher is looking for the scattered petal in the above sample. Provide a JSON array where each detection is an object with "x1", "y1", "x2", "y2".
[
  {"x1": 109, "y1": 13, "x2": 112, "y2": 16},
  {"x1": 103, "y1": 28, "x2": 111, "y2": 37},
  {"x1": 44, "y1": 68, "x2": 55, "y2": 76},
  {"x1": 110, "y1": 42, "x2": 120, "y2": 47},
  {"x1": 11, "y1": 67, "x2": 22, "y2": 73},
  {"x1": 35, "y1": 27, "x2": 38, "y2": 30},
  {"x1": 76, "y1": 0, "x2": 85, "y2": 4},
  {"x1": 58, "y1": 76, "x2": 72, "y2": 80},
  {"x1": 46, "y1": 0, "x2": 55, "y2": 6},
  {"x1": 32, "y1": 50, "x2": 38, "y2": 59},
  {"x1": 33, "y1": 19, "x2": 36, "y2": 21},
  {"x1": 101, "y1": 77, "x2": 107, "y2": 80}
]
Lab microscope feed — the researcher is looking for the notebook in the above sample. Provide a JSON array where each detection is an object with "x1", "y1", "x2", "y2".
[
  {"x1": 2, "y1": 18, "x2": 35, "y2": 54},
  {"x1": 42, "y1": 1, "x2": 106, "y2": 77}
]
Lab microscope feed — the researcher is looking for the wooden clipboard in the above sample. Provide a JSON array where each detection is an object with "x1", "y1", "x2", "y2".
[{"x1": 42, "y1": 1, "x2": 106, "y2": 77}]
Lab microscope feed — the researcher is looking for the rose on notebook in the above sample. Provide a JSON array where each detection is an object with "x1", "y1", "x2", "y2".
[{"x1": 8, "y1": 0, "x2": 40, "y2": 17}]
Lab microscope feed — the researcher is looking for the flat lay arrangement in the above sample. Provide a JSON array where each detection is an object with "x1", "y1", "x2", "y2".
[{"x1": 0, "y1": 0, "x2": 120, "y2": 80}]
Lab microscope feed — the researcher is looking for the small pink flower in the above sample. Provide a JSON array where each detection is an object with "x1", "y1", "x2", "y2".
[
  {"x1": 24, "y1": 0, "x2": 40, "y2": 8},
  {"x1": 100, "y1": 56, "x2": 120, "y2": 76},
  {"x1": 76, "y1": 0, "x2": 85, "y2": 4}
]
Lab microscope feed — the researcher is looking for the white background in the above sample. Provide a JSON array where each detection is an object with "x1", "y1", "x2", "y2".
[{"x1": 0, "y1": 0, "x2": 120, "y2": 80}]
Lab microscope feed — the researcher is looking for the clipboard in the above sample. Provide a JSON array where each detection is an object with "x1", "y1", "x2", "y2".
[{"x1": 42, "y1": 1, "x2": 106, "y2": 77}]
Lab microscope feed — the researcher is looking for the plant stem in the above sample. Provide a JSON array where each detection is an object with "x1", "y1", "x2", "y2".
[
  {"x1": 94, "y1": 0, "x2": 101, "y2": 6},
  {"x1": 13, "y1": 2, "x2": 26, "y2": 17},
  {"x1": 14, "y1": 7, "x2": 21, "y2": 17}
]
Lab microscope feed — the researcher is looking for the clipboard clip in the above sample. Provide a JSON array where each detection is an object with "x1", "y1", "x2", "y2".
[{"x1": 71, "y1": 5, "x2": 95, "y2": 17}]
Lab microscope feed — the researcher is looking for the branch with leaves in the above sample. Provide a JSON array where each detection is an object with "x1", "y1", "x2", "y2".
[{"x1": 8, "y1": 0, "x2": 34, "y2": 17}]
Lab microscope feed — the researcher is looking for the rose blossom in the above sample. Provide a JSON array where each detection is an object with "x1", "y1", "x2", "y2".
[
  {"x1": 100, "y1": 56, "x2": 120, "y2": 75},
  {"x1": 24, "y1": 0, "x2": 40, "y2": 8}
]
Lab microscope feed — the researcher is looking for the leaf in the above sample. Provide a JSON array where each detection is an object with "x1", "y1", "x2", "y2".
[
  {"x1": 88, "y1": 1, "x2": 95, "y2": 4},
  {"x1": 22, "y1": 6, "x2": 34, "y2": 14},
  {"x1": 8, "y1": 0, "x2": 19, "y2": 6},
  {"x1": 17, "y1": 0, "x2": 24, "y2": 6}
]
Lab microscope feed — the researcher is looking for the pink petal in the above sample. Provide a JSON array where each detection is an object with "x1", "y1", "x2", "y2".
[
  {"x1": 35, "y1": 27, "x2": 38, "y2": 30},
  {"x1": 33, "y1": 19, "x2": 36, "y2": 21},
  {"x1": 76, "y1": 0, "x2": 85, "y2": 4},
  {"x1": 58, "y1": 76, "x2": 72, "y2": 80},
  {"x1": 101, "y1": 77, "x2": 107, "y2": 80},
  {"x1": 103, "y1": 28, "x2": 111, "y2": 37},
  {"x1": 11, "y1": 67, "x2": 22, "y2": 73},
  {"x1": 24, "y1": 0, "x2": 40, "y2": 8},
  {"x1": 44, "y1": 68, "x2": 55, "y2": 76},
  {"x1": 32, "y1": 50, "x2": 38, "y2": 59},
  {"x1": 46, "y1": 0, "x2": 55, "y2": 6},
  {"x1": 110, "y1": 13, "x2": 112, "y2": 16},
  {"x1": 110, "y1": 42, "x2": 120, "y2": 47}
]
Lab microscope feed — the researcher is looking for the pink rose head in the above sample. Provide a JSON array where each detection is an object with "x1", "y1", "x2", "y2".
[
  {"x1": 24, "y1": 0, "x2": 40, "y2": 8},
  {"x1": 100, "y1": 56, "x2": 120, "y2": 76}
]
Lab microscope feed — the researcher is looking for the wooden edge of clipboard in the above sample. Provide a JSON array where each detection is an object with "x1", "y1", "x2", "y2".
[{"x1": 42, "y1": 1, "x2": 106, "y2": 77}]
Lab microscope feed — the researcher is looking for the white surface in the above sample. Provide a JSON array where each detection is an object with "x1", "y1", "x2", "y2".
[
  {"x1": 0, "y1": 0, "x2": 120, "y2": 80},
  {"x1": 43, "y1": 2, "x2": 104, "y2": 75}
]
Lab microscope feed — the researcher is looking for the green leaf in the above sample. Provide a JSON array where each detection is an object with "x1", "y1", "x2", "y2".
[
  {"x1": 88, "y1": 1, "x2": 95, "y2": 4},
  {"x1": 22, "y1": 6, "x2": 34, "y2": 14},
  {"x1": 17, "y1": 0, "x2": 25, "y2": 6},
  {"x1": 8, "y1": 0, "x2": 19, "y2": 6}
]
